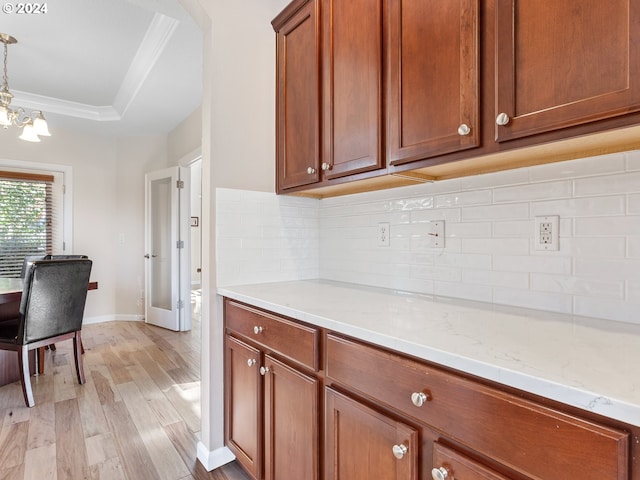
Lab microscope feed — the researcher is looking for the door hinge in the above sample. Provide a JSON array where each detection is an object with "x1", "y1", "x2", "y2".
[
  {"x1": 177, "y1": 180, "x2": 184, "y2": 189},
  {"x1": 177, "y1": 299, "x2": 184, "y2": 309},
  {"x1": 177, "y1": 240, "x2": 184, "y2": 249}
]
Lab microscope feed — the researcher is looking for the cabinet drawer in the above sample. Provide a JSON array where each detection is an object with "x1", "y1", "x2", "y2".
[
  {"x1": 326, "y1": 334, "x2": 629, "y2": 480},
  {"x1": 432, "y1": 443, "x2": 510, "y2": 480},
  {"x1": 225, "y1": 299, "x2": 319, "y2": 371}
]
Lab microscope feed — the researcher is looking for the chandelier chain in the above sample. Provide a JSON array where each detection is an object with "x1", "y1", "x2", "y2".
[{"x1": 2, "y1": 41, "x2": 8, "y2": 94}]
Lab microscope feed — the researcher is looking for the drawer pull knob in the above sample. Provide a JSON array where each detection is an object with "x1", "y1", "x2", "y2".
[
  {"x1": 247, "y1": 358, "x2": 257, "y2": 367},
  {"x1": 431, "y1": 466, "x2": 450, "y2": 480},
  {"x1": 307, "y1": 166, "x2": 316, "y2": 175},
  {"x1": 496, "y1": 112, "x2": 510, "y2": 126},
  {"x1": 392, "y1": 444, "x2": 408, "y2": 460},
  {"x1": 411, "y1": 391, "x2": 430, "y2": 407},
  {"x1": 253, "y1": 326, "x2": 264, "y2": 334},
  {"x1": 457, "y1": 123, "x2": 471, "y2": 136},
  {"x1": 259, "y1": 366, "x2": 270, "y2": 376}
]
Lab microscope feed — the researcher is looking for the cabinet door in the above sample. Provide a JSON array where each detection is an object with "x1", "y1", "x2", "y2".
[
  {"x1": 263, "y1": 355, "x2": 319, "y2": 480},
  {"x1": 275, "y1": 0, "x2": 321, "y2": 191},
  {"x1": 225, "y1": 336, "x2": 262, "y2": 480},
  {"x1": 322, "y1": 0, "x2": 383, "y2": 179},
  {"x1": 325, "y1": 387, "x2": 419, "y2": 480},
  {"x1": 495, "y1": 0, "x2": 640, "y2": 142},
  {"x1": 432, "y1": 443, "x2": 511, "y2": 480},
  {"x1": 387, "y1": 0, "x2": 480, "y2": 166}
]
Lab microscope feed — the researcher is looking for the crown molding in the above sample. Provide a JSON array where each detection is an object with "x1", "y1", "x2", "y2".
[{"x1": 10, "y1": 13, "x2": 178, "y2": 123}]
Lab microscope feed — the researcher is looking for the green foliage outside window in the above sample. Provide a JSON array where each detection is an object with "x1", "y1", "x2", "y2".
[{"x1": 0, "y1": 179, "x2": 50, "y2": 278}]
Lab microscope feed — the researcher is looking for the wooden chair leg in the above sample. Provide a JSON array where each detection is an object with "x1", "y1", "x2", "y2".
[
  {"x1": 37, "y1": 347, "x2": 45, "y2": 375},
  {"x1": 73, "y1": 332, "x2": 85, "y2": 385},
  {"x1": 18, "y1": 346, "x2": 34, "y2": 407}
]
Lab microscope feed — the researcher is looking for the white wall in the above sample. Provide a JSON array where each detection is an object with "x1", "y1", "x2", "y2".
[
  {"x1": 0, "y1": 126, "x2": 118, "y2": 320},
  {"x1": 0, "y1": 124, "x2": 171, "y2": 322}
]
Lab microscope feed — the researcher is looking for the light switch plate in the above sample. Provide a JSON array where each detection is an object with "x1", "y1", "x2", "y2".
[{"x1": 428, "y1": 221, "x2": 445, "y2": 248}]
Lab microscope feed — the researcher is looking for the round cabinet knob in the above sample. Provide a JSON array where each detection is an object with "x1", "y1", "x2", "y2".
[
  {"x1": 247, "y1": 358, "x2": 257, "y2": 367},
  {"x1": 259, "y1": 366, "x2": 270, "y2": 376},
  {"x1": 307, "y1": 166, "x2": 317, "y2": 175},
  {"x1": 431, "y1": 466, "x2": 450, "y2": 480},
  {"x1": 392, "y1": 444, "x2": 408, "y2": 460},
  {"x1": 253, "y1": 326, "x2": 263, "y2": 334},
  {"x1": 457, "y1": 123, "x2": 471, "y2": 136},
  {"x1": 411, "y1": 391, "x2": 430, "y2": 407},
  {"x1": 496, "y1": 112, "x2": 510, "y2": 126},
  {"x1": 321, "y1": 162, "x2": 331, "y2": 171}
]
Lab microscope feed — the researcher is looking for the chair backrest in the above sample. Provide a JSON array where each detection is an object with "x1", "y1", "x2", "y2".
[
  {"x1": 49, "y1": 255, "x2": 89, "y2": 260},
  {"x1": 19, "y1": 254, "x2": 51, "y2": 279},
  {"x1": 19, "y1": 259, "x2": 93, "y2": 345}
]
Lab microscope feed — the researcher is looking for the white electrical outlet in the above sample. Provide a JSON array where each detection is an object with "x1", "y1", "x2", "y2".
[
  {"x1": 377, "y1": 222, "x2": 390, "y2": 247},
  {"x1": 534, "y1": 215, "x2": 559, "y2": 251}
]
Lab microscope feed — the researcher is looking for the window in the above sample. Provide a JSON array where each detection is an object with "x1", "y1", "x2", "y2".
[{"x1": 0, "y1": 169, "x2": 64, "y2": 277}]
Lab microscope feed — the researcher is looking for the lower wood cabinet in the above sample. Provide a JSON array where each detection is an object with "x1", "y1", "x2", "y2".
[
  {"x1": 325, "y1": 387, "x2": 419, "y2": 480},
  {"x1": 224, "y1": 299, "x2": 320, "y2": 480},
  {"x1": 432, "y1": 443, "x2": 511, "y2": 480},
  {"x1": 224, "y1": 298, "x2": 638, "y2": 480},
  {"x1": 263, "y1": 354, "x2": 319, "y2": 480}
]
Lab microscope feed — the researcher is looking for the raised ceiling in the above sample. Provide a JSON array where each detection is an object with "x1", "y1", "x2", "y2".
[{"x1": 1, "y1": 0, "x2": 202, "y2": 137}]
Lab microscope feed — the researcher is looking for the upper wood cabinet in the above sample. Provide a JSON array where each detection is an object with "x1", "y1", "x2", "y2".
[
  {"x1": 273, "y1": 0, "x2": 321, "y2": 191},
  {"x1": 494, "y1": 0, "x2": 640, "y2": 142},
  {"x1": 321, "y1": 0, "x2": 384, "y2": 179},
  {"x1": 387, "y1": 0, "x2": 480, "y2": 166}
]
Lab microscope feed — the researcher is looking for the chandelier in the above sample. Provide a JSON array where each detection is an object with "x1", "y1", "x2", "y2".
[{"x1": 0, "y1": 33, "x2": 50, "y2": 142}]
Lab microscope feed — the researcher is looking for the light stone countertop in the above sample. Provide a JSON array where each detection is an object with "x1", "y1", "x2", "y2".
[{"x1": 218, "y1": 279, "x2": 640, "y2": 427}]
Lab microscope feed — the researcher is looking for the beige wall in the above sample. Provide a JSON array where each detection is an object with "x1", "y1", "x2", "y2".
[
  {"x1": 192, "y1": 0, "x2": 290, "y2": 468},
  {"x1": 0, "y1": 125, "x2": 172, "y2": 321}
]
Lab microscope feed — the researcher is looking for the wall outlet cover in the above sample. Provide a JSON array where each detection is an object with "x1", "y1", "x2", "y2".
[{"x1": 534, "y1": 215, "x2": 559, "y2": 251}]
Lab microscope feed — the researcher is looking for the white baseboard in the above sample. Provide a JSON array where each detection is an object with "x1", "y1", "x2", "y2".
[
  {"x1": 83, "y1": 314, "x2": 144, "y2": 325},
  {"x1": 196, "y1": 442, "x2": 235, "y2": 472}
]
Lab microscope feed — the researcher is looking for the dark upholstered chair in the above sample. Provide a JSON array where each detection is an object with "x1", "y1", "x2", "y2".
[
  {"x1": 0, "y1": 259, "x2": 92, "y2": 407},
  {"x1": 19, "y1": 254, "x2": 50, "y2": 278}
]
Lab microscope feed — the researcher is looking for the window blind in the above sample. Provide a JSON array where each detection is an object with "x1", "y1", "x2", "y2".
[{"x1": 0, "y1": 170, "x2": 58, "y2": 277}]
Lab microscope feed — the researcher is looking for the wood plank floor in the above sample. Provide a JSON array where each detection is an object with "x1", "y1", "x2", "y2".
[{"x1": 0, "y1": 296, "x2": 250, "y2": 480}]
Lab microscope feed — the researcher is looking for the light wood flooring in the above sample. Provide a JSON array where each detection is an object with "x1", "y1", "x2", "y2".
[{"x1": 0, "y1": 301, "x2": 250, "y2": 480}]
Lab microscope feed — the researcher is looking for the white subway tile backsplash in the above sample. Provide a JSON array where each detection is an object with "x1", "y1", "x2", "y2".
[
  {"x1": 530, "y1": 273, "x2": 623, "y2": 299},
  {"x1": 493, "y1": 181, "x2": 572, "y2": 203},
  {"x1": 628, "y1": 237, "x2": 640, "y2": 258},
  {"x1": 575, "y1": 216, "x2": 640, "y2": 236},
  {"x1": 575, "y1": 171, "x2": 640, "y2": 196},
  {"x1": 463, "y1": 203, "x2": 529, "y2": 221},
  {"x1": 493, "y1": 220, "x2": 531, "y2": 237},
  {"x1": 628, "y1": 194, "x2": 640, "y2": 214},
  {"x1": 493, "y1": 255, "x2": 571, "y2": 274},
  {"x1": 461, "y1": 238, "x2": 530, "y2": 255},
  {"x1": 575, "y1": 258, "x2": 640, "y2": 280},
  {"x1": 217, "y1": 149, "x2": 640, "y2": 324},
  {"x1": 493, "y1": 287, "x2": 573, "y2": 313},
  {"x1": 570, "y1": 237, "x2": 626, "y2": 258},
  {"x1": 531, "y1": 196, "x2": 625, "y2": 217},
  {"x1": 462, "y1": 269, "x2": 529, "y2": 289},
  {"x1": 531, "y1": 153, "x2": 626, "y2": 181}
]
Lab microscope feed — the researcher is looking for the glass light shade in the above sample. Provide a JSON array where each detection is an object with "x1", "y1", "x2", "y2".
[
  {"x1": 19, "y1": 123, "x2": 40, "y2": 142},
  {"x1": 0, "y1": 105, "x2": 10, "y2": 126},
  {"x1": 32, "y1": 113, "x2": 50, "y2": 136}
]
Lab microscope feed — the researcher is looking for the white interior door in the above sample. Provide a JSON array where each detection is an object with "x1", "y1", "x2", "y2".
[{"x1": 144, "y1": 166, "x2": 191, "y2": 331}]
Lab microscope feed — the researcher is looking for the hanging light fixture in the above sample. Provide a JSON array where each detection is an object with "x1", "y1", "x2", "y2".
[{"x1": 0, "y1": 33, "x2": 51, "y2": 142}]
